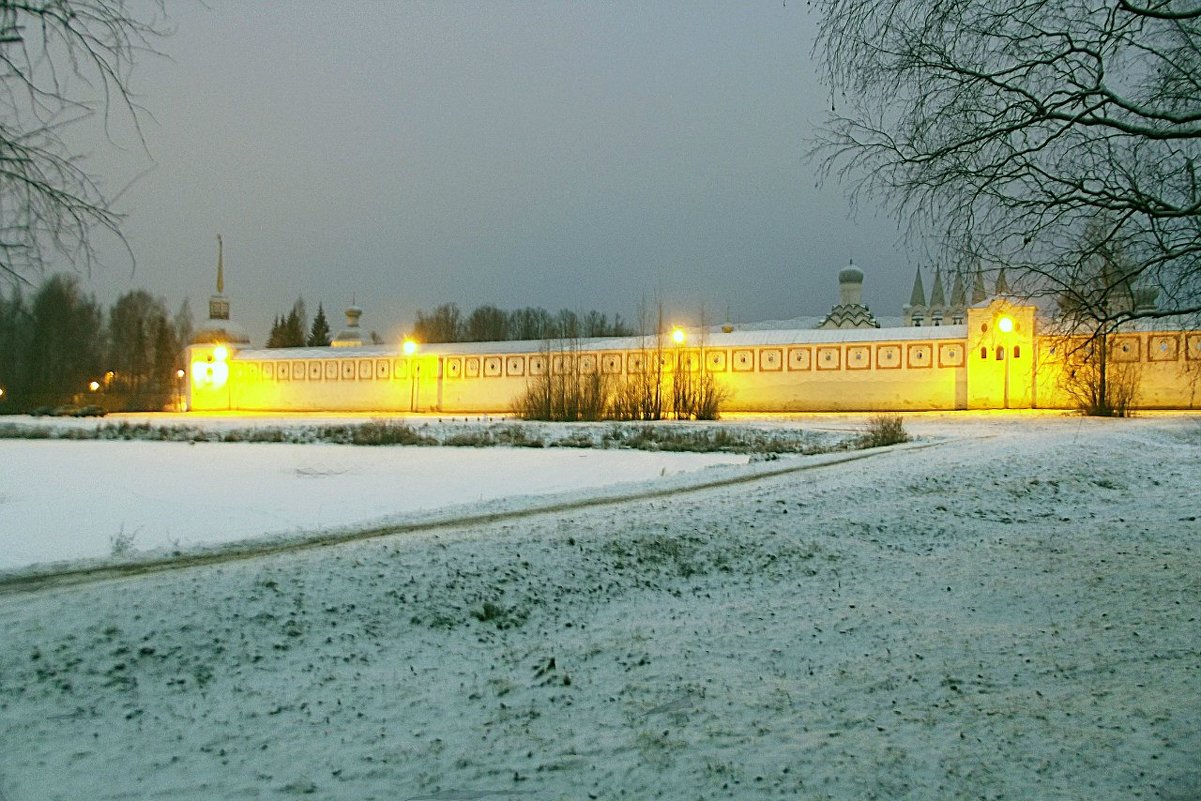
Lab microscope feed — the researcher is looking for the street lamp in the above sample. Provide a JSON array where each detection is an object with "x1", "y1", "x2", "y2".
[
  {"x1": 997, "y1": 315, "x2": 1014, "y2": 407},
  {"x1": 403, "y1": 339, "x2": 419, "y2": 411}
]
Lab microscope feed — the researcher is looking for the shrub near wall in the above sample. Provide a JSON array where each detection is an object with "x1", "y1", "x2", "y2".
[{"x1": 514, "y1": 341, "x2": 612, "y2": 421}]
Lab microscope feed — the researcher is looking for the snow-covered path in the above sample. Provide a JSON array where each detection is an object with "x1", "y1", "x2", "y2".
[{"x1": 1, "y1": 414, "x2": 1198, "y2": 800}]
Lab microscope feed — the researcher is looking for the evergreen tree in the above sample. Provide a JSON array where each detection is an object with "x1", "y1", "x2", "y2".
[
  {"x1": 266, "y1": 315, "x2": 285, "y2": 348},
  {"x1": 307, "y1": 303, "x2": 331, "y2": 346},
  {"x1": 266, "y1": 298, "x2": 307, "y2": 348}
]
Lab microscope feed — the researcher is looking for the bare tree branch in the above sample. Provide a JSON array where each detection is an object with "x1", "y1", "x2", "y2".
[{"x1": 0, "y1": 0, "x2": 165, "y2": 285}]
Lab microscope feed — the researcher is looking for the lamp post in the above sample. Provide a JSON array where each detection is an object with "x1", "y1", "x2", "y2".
[
  {"x1": 403, "y1": 339, "x2": 419, "y2": 412},
  {"x1": 670, "y1": 326, "x2": 686, "y2": 419},
  {"x1": 997, "y1": 315, "x2": 1014, "y2": 409}
]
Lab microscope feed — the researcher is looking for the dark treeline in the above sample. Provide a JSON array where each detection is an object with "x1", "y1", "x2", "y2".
[
  {"x1": 266, "y1": 299, "x2": 331, "y2": 348},
  {"x1": 0, "y1": 275, "x2": 192, "y2": 413},
  {"x1": 412, "y1": 303, "x2": 634, "y2": 344}
]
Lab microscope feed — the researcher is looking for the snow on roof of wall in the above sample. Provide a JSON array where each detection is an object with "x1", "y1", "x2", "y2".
[{"x1": 228, "y1": 323, "x2": 969, "y2": 361}]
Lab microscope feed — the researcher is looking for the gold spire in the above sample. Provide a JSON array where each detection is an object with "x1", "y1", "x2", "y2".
[{"x1": 216, "y1": 234, "x2": 225, "y2": 294}]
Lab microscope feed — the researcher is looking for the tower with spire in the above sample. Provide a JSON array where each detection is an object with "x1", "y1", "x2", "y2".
[
  {"x1": 903, "y1": 267, "x2": 926, "y2": 326},
  {"x1": 191, "y1": 234, "x2": 251, "y2": 345},
  {"x1": 949, "y1": 272, "x2": 967, "y2": 324},
  {"x1": 928, "y1": 268, "x2": 947, "y2": 325}
]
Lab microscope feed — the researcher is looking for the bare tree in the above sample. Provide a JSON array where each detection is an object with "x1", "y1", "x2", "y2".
[
  {"x1": 811, "y1": 1, "x2": 1201, "y2": 329},
  {"x1": 0, "y1": 1, "x2": 164, "y2": 284}
]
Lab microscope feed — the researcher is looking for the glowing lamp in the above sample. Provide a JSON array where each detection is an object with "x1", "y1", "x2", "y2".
[
  {"x1": 191, "y1": 359, "x2": 229, "y2": 390},
  {"x1": 176, "y1": 369, "x2": 185, "y2": 379},
  {"x1": 671, "y1": 327, "x2": 686, "y2": 345},
  {"x1": 212, "y1": 345, "x2": 229, "y2": 362},
  {"x1": 88, "y1": 380, "x2": 100, "y2": 392},
  {"x1": 403, "y1": 339, "x2": 417, "y2": 356},
  {"x1": 997, "y1": 316, "x2": 1014, "y2": 334}
]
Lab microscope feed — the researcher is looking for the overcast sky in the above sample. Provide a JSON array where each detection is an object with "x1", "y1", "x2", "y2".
[{"x1": 78, "y1": 1, "x2": 913, "y2": 344}]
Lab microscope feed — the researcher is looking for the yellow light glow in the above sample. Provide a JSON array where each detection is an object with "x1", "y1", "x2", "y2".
[
  {"x1": 176, "y1": 369, "x2": 185, "y2": 379},
  {"x1": 212, "y1": 345, "x2": 229, "y2": 361},
  {"x1": 403, "y1": 339, "x2": 417, "y2": 356},
  {"x1": 88, "y1": 381, "x2": 100, "y2": 392},
  {"x1": 191, "y1": 360, "x2": 229, "y2": 390},
  {"x1": 997, "y1": 316, "x2": 1014, "y2": 334},
  {"x1": 671, "y1": 327, "x2": 686, "y2": 345}
]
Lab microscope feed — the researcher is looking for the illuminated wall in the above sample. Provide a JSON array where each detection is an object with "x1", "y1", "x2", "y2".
[{"x1": 185, "y1": 309, "x2": 1201, "y2": 414}]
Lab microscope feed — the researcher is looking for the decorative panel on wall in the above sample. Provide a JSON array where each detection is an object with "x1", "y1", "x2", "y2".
[
  {"x1": 292, "y1": 361, "x2": 306, "y2": 381},
  {"x1": 324, "y1": 361, "x2": 339, "y2": 380},
  {"x1": 341, "y1": 361, "x2": 357, "y2": 380},
  {"x1": 358, "y1": 360, "x2": 373, "y2": 380},
  {"x1": 1112, "y1": 336, "x2": 1140, "y2": 362},
  {"x1": 846, "y1": 346, "x2": 870, "y2": 370},
  {"x1": 787, "y1": 347, "x2": 810, "y2": 371},
  {"x1": 577, "y1": 354, "x2": 596, "y2": 375},
  {"x1": 816, "y1": 346, "x2": 841, "y2": 371},
  {"x1": 393, "y1": 358, "x2": 409, "y2": 379},
  {"x1": 232, "y1": 363, "x2": 245, "y2": 380},
  {"x1": 600, "y1": 353, "x2": 623, "y2": 374},
  {"x1": 1148, "y1": 335, "x2": 1178, "y2": 362},
  {"x1": 262, "y1": 362, "x2": 275, "y2": 380},
  {"x1": 483, "y1": 356, "x2": 503, "y2": 377},
  {"x1": 529, "y1": 355, "x2": 547, "y2": 376},
  {"x1": 657, "y1": 352, "x2": 674, "y2": 373},
  {"x1": 626, "y1": 352, "x2": 645, "y2": 374},
  {"x1": 464, "y1": 357, "x2": 480, "y2": 378},
  {"x1": 759, "y1": 348, "x2": 783, "y2": 371},
  {"x1": 732, "y1": 349, "x2": 755, "y2": 372},
  {"x1": 1186, "y1": 334, "x2": 1201, "y2": 361},
  {"x1": 679, "y1": 350, "x2": 700, "y2": 372},
  {"x1": 248, "y1": 363, "x2": 261, "y2": 381},
  {"x1": 706, "y1": 349, "x2": 728, "y2": 372},
  {"x1": 375, "y1": 359, "x2": 391, "y2": 380},
  {"x1": 506, "y1": 355, "x2": 525, "y2": 376},
  {"x1": 875, "y1": 345, "x2": 901, "y2": 370},
  {"x1": 552, "y1": 354, "x2": 573, "y2": 375},
  {"x1": 938, "y1": 343, "x2": 964, "y2": 368},
  {"x1": 906, "y1": 344, "x2": 931, "y2": 369},
  {"x1": 309, "y1": 361, "x2": 323, "y2": 380},
  {"x1": 445, "y1": 357, "x2": 462, "y2": 379},
  {"x1": 278, "y1": 362, "x2": 290, "y2": 381}
]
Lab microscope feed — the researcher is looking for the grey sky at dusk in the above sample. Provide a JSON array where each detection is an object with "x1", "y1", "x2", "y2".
[{"x1": 79, "y1": 1, "x2": 913, "y2": 344}]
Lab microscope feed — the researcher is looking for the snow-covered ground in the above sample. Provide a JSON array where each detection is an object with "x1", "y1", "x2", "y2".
[
  {"x1": 0, "y1": 412, "x2": 1198, "y2": 800},
  {"x1": 0, "y1": 436, "x2": 749, "y2": 571}
]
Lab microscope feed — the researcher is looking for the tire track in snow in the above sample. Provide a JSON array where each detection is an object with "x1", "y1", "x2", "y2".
[{"x1": 0, "y1": 438, "x2": 957, "y2": 597}]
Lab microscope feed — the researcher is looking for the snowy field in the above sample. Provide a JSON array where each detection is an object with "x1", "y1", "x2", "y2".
[
  {"x1": 0, "y1": 412, "x2": 1198, "y2": 800},
  {"x1": 0, "y1": 432, "x2": 751, "y2": 571}
]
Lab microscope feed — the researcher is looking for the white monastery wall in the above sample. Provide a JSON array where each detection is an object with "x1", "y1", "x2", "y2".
[{"x1": 185, "y1": 302, "x2": 1200, "y2": 414}]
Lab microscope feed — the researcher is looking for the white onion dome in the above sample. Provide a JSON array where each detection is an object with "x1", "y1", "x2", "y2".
[{"x1": 838, "y1": 262, "x2": 864, "y2": 285}]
